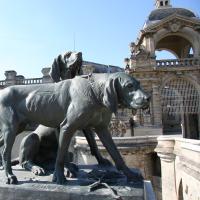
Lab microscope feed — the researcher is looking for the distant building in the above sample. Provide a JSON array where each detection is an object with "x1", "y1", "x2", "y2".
[
  {"x1": 126, "y1": 0, "x2": 200, "y2": 139},
  {"x1": 124, "y1": 1, "x2": 200, "y2": 199}
]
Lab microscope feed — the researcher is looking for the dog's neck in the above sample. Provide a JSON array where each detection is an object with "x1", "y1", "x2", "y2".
[{"x1": 86, "y1": 73, "x2": 109, "y2": 105}]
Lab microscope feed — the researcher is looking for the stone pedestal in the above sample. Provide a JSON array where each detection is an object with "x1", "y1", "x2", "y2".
[
  {"x1": 41, "y1": 67, "x2": 52, "y2": 83},
  {"x1": 4, "y1": 70, "x2": 17, "y2": 86},
  {"x1": 0, "y1": 165, "x2": 151, "y2": 200}
]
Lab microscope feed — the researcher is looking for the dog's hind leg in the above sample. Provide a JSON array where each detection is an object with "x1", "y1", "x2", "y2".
[
  {"x1": 83, "y1": 129, "x2": 112, "y2": 166},
  {"x1": 0, "y1": 108, "x2": 19, "y2": 184}
]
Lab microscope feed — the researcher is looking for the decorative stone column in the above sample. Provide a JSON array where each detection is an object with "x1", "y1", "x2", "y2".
[
  {"x1": 152, "y1": 84, "x2": 162, "y2": 126},
  {"x1": 155, "y1": 136, "x2": 177, "y2": 200}
]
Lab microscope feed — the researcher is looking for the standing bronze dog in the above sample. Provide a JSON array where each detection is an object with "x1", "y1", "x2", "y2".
[
  {"x1": 0, "y1": 72, "x2": 149, "y2": 184},
  {"x1": 18, "y1": 51, "x2": 111, "y2": 176}
]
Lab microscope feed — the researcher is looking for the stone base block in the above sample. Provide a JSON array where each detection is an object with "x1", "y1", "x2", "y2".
[{"x1": 0, "y1": 165, "x2": 148, "y2": 200}]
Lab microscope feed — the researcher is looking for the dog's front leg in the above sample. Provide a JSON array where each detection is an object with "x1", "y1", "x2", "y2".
[
  {"x1": 95, "y1": 127, "x2": 143, "y2": 182},
  {"x1": 52, "y1": 128, "x2": 74, "y2": 185}
]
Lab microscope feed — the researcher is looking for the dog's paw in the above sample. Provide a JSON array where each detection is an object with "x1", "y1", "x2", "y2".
[
  {"x1": 52, "y1": 171, "x2": 67, "y2": 185},
  {"x1": 31, "y1": 166, "x2": 45, "y2": 176},
  {"x1": 65, "y1": 163, "x2": 79, "y2": 178},
  {"x1": 124, "y1": 168, "x2": 143, "y2": 183},
  {"x1": 6, "y1": 175, "x2": 18, "y2": 184}
]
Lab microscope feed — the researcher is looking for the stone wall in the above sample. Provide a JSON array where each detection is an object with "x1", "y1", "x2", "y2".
[{"x1": 74, "y1": 135, "x2": 162, "y2": 200}]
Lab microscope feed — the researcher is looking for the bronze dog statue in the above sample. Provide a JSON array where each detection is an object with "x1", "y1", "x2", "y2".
[
  {"x1": 0, "y1": 72, "x2": 149, "y2": 184},
  {"x1": 18, "y1": 51, "x2": 111, "y2": 176}
]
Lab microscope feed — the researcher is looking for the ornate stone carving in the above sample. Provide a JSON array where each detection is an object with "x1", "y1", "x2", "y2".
[{"x1": 168, "y1": 21, "x2": 182, "y2": 32}]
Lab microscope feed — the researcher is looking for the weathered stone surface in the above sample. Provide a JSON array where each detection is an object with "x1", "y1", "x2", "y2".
[
  {"x1": 155, "y1": 136, "x2": 200, "y2": 200},
  {"x1": 0, "y1": 165, "x2": 144, "y2": 200}
]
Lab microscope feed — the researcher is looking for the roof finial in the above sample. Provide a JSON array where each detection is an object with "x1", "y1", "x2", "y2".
[{"x1": 155, "y1": 0, "x2": 172, "y2": 9}]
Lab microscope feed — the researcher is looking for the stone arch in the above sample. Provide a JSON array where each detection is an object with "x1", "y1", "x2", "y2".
[
  {"x1": 160, "y1": 76, "x2": 200, "y2": 138},
  {"x1": 156, "y1": 48, "x2": 179, "y2": 59},
  {"x1": 152, "y1": 25, "x2": 200, "y2": 57},
  {"x1": 155, "y1": 33, "x2": 194, "y2": 58}
]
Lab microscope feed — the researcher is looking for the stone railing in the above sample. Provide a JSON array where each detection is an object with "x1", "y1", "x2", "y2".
[
  {"x1": 0, "y1": 69, "x2": 52, "y2": 88},
  {"x1": 0, "y1": 80, "x2": 6, "y2": 86},
  {"x1": 156, "y1": 58, "x2": 200, "y2": 68},
  {"x1": 16, "y1": 78, "x2": 43, "y2": 85}
]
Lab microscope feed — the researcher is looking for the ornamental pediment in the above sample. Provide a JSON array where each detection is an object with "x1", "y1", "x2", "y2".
[{"x1": 144, "y1": 14, "x2": 200, "y2": 33}]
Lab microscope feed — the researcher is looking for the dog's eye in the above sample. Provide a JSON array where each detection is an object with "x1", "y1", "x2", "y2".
[{"x1": 127, "y1": 84, "x2": 134, "y2": 89}]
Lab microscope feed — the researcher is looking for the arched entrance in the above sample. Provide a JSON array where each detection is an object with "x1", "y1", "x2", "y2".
[{"x1": 161, "y1": 78, "x2": 200, "y2": 138}]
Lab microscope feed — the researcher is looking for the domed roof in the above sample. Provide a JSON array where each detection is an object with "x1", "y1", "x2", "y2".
[{"x1": 148, "y1": 7, "x2": 196, "y2": 21}]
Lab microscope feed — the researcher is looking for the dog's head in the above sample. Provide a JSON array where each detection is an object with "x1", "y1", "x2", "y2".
[
  {"x1": 103, "y1": 72, "x2": 150, "y2": 113},
  {"x1": 50, "y1": 51, "x2": 82, "y2": 82}
]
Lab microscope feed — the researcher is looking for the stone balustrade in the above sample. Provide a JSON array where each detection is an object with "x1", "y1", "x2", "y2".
[
  {"x1": 0, "y1": 69, "x2": 53, "y2": 88},
  {"x1": 17, "y1": 78, "x2": 43, "y2": 85},
  {"x1": 0, "y1": 80, "x2": 5, "y2": 86},
  {"x1": 156, "y1": 58, "x2": 200, "y2": 68}
]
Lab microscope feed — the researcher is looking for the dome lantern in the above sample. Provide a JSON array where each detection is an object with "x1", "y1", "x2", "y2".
[{"x1": 155, "y1": 0, "x2": 172, "y2": 9}]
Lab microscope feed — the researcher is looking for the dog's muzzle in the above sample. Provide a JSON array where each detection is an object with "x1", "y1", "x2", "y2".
[{"x1": 134, "y1": 90, "x2": 151, "y2": 109}]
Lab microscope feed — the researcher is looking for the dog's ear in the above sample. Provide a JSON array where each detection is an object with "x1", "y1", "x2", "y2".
[
  {"x1": 50, "y1": 54, "x2": 67, "y2": 82},
  {"x1": 64, "y1": 51, "x2": 72, "y2": 60},
  {"x1": 50, "y1": 57, "x2": 61, "y2": 82},
  {"x1": 103, "y1": 78, "x2": 118, "y2": 114},
  {"x1": 49, "y1": 58, "x2": 60, "y2": 82}
]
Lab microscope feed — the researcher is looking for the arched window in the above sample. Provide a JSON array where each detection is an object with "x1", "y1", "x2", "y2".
[{"x1": 165, "y1": 1, "x2": 168, "y2": 6}]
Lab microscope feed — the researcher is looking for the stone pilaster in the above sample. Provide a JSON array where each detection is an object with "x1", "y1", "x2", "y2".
[
  {"x1": 133, "y1": 110, "x2": 141, "y2": 126},
  {"x1": 152, "y1": 84, "x2": 162, "y2": 126}
]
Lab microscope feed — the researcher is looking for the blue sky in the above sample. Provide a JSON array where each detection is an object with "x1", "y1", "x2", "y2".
[{"x1": 0, "y1": 0, "x2": 199, "y2": 80}]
